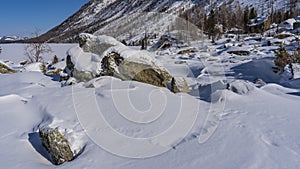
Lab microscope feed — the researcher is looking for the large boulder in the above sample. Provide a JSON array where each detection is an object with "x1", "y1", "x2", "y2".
[
  {"x1": 100, "y1": 52, "x2": 171, "y2": 87},
  {"x1": 39, "y1": 127, "x2": 74, "y2": 165},
  {"x1": 62, "y1": 33, "x2": 172, "y2": 87}
]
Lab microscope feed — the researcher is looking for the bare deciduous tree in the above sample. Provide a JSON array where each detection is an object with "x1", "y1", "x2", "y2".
[{"x1": 24, "y1": 30, "x2": 53, "y2": 63}]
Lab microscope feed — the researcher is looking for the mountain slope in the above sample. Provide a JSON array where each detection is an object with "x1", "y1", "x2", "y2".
[
  {"x1": 39, "y1": 0, "x2": 202, "y2": 42},
  {"x1": 40, "y1": 0, "x2": 299, "y2": 43}
]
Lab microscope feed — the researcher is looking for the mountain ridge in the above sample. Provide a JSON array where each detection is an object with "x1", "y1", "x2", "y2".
[{"x1": 39, "y1": 0, "x2": 300, "y2": 43}]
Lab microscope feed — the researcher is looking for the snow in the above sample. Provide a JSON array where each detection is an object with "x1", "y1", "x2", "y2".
[
  {"x1": 0, "y1": 44, "x2": 298, "y2": 168},
  {"x1": 67, "y1": 46, "x2": 101, "y2": 75},
  {"x1": 279, "y1": 18, "x2": 297, "y2": 30},
  {"x1": 1, "y1": 22, "x2": 300, "y2": 168},
  {"x1": 73, "y1": 34, "x2": 169, "y2": 74},
  {"x1": 24, "y1": 62, "x2": 43, "y2": 72},
  {"x1": 0, "y1": 43, "x2": 77, "y2": 63},
  {"x1": 79, "y1": 33, "x2": 123, "y2": 47}
]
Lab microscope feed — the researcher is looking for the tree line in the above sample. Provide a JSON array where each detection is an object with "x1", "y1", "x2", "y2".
[{"x1": 179, "y1": 1, "x2": 300, "y2": 41}]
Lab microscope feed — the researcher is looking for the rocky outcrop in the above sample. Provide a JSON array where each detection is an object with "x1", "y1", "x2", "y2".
[
  {"x1": 62, "y1": 34, "x2": 173, "y2": 88},
  {"x1": 39, "y1": 127, "x2": 73, "y2": 165},
  {"x1": 171, "y1": 77, "x2": 190, "y2": 93}
]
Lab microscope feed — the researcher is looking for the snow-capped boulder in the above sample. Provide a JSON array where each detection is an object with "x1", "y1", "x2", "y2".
[
  {"x1": 227, "y1": 80, "x2": 256, "y2": 95},
  {"x1": 39, "y1": 127, "x2": 74, "y2": 165},
  {"x1": 63, "y1": 33, "x2": 172, "y2": 87},
  {"x1": 253, "y1": 78, "x2": 267, "y2": 87},
  {"x1": 149, "y1": 34, "x2": 184, "y2": 51},
  {"x1": 79, "y1": 33, "x2": 123, "y2": 55},
  {"x1": 0, "y1": 61, "x2": 16, "y2": 74},
  {"x1": 171, "y1": 77, "x2": 190, "y2": 93},
  {"x1": 63, "y1": 46, "x2": 101, "y2": 82}
]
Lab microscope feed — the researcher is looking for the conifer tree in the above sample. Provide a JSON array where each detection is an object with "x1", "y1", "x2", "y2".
[
  {"x1": 243, "y1": 6, "x2": 250, "y2": 30},
  {"x1": 249, "y1": 7, "x2": 257, "y2": 20},
  {"x1": 207, "y1": 9, "x2": 216, "y2": 42}
]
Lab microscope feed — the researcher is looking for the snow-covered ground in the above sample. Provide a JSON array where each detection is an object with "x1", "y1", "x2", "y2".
[{"x1": 0, "y1": 33, "x2": 300, "y2": 169}]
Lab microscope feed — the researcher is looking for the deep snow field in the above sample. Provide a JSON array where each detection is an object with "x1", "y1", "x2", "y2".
[{"x1": 0, "y1": 36, "x2": 300, "y2": 169}]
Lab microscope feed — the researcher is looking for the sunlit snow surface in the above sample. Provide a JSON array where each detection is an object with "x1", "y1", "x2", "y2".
[{"x1": 0, "y1": 36, "x2": 300, "y2": 169}]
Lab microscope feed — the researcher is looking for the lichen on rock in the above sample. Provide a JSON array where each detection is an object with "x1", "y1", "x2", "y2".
[{"x1": 39, "y1": 127, "x2": 74, "y2": 165}]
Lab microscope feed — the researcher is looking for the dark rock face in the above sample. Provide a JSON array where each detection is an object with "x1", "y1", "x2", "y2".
[
  {"x1": 101, "y1": 52, "x2": 124, "y2": 76},
  {"x1": 39, "y1": 127, "x2": 73, "y2": 165},
  {"x1": 60, "y1": 55, "x2": 74, "y2": 82},
  {"x1": 227, "y1": 50, "x2": 250, "y2": 56}
]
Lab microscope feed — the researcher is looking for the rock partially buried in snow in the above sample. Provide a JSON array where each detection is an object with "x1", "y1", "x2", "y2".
[
  {"x1": 227, "y1": 46, "x2": 251, "y2": 56},
  {"x1": 0, "y1": 61, "x2": 16, "y2": 74},
  {"x1": 227, "y1": 80, "x2": 256, "y2": 95},
  {"x1": 171, "y1": 77, "x2": 190, "y2": 93},
  {"x1": 39, "y1": 127, "x2": 74, "y2": 165},
  {"x1": 149, "y1": 34, "x2": 184, "y2": 51},
  {"x1": 254, "y1": 78, "x2": 266, "y2": 87},
  {"x1": 63, "y1": 47, "x2": 101, "y2": 82}
]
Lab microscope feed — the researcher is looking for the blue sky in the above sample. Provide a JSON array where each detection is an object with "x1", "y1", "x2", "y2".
[{"x1": 0, "y1": 0, "x2": 89, "y2": 37}]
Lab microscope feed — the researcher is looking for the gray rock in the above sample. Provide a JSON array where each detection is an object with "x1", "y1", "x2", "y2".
[
  {"x1": 171, "y1": 77, "x2": 190, "y2": 93},
  {"x1": 39, "y1": 127, "x2": 73, "y2": 165},
  {"x1": 101, "y1": 52, "x2": 172, "y2": 88},
  {"x1": 253, "y1": 78, "x2": 266, "y2": 87},
  {"x1": 227, "y1": 80, "x2": 256, "y2": 95}
]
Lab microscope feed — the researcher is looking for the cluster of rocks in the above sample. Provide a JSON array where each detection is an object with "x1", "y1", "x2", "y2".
[{"x1": 61, "y1": 33, "x2": 190, "y2": 93}]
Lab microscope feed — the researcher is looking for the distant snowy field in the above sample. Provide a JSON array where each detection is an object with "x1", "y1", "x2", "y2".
[
  {"x1": 0, "y1": 41, "x2": 300, "y2": 169},
  {"x1": 0, "y1": 44, "x2": 77, "y2": 63}
]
